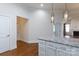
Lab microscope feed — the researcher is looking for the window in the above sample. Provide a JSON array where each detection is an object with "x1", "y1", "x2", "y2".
[{"x1": 65, "y1": 24, "x2": 70, "y2": 32}]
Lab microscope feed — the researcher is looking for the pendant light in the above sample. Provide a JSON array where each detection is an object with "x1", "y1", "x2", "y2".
[
  {"x1": 51, "y1": 4, "x2": 54, "y2": 23},
  {"x1": 51, "y1": 15, "x2": 54, "y2": 22},
  {"x1": 64, "y1": 3, "x2": 68, "y2": 22}
]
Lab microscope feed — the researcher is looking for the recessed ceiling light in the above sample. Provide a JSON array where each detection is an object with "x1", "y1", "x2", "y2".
[{"x1": 40, "y1": 4, "x2": 44, "y2": 7}]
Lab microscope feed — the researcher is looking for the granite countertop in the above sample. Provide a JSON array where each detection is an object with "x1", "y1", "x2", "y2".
[{"x1": 38, "y1": 37, "x2": 79, "y2": 48}]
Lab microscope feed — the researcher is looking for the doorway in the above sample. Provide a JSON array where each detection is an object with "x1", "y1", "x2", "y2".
[
  {"x1": 17, "y1": 16, "x2": 28, "y2": 43},
  {"x1": 64, "y1": 23, "x2": 70, "y2": 38},
  {"x1": 0, "y1": 16, "x2": 38, "y2": 56}
]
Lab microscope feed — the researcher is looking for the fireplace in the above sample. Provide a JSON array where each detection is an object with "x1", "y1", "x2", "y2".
[{"x1": 73, "y1": 31, "x2": 79, "y2": 37}]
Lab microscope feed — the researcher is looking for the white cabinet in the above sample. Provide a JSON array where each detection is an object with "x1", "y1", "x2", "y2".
[
  {"x1": 39, "y1": 40, "x2": 57, "y2": 56},
  {"x1": 46, "y1": 46, "x2": 56, "y2": 56},
  {"x1": 55, "y1": 44, "x2": 71, "y2": 56},
  {"x1": 71, "y1": 47, "x2": 79, "y2": 56},
  {"x1": 39, "y1": 40, "x2": 46, "y2": 56},
  {"x1": 46, "y1": 41, "x2": 56, "y2": 56},
  {"x1": 56, "y1": 49, "x2": 71, "y2": 56},
  {"x1": 56, "y1": 49, "x2": 65, "y2": 56},
  {"x1": 38, "y1": 39, "x2": 79, "y2": 56},
  {"x1": 39, "y1": 45, "x2": 46, "y2": 56}
]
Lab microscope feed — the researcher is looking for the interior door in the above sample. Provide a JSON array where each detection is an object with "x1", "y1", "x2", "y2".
[{"x1": 0, "y1": 15, "x2": 10, "y2": 53}]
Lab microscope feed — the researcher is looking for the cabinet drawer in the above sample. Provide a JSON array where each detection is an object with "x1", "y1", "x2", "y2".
[
  {"x1": 39, "y1": 40, "x2": 46, "y2": 45},
  {"x1": 46, "y1": 41, "x2": 56, "y2": 48}
]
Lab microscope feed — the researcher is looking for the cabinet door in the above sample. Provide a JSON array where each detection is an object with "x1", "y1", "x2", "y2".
[
  {"x1": 46, "y1": 46, "x2": 56, "y2": 56},
  {"x1": 56, "y1": 49, "x2": 71, "y2": 56},
  {"x1": 38, "y1": 40, "x2": 46, "y2": 56},
  {"x1": 56, "y1": 49, "x2": 66, "y2": 56},
  {"x1": 71, "y1": 47, "x2": 79, "y2": 56},
  {"x1": 39, "y1": 45, "x2": 46, "y2": 56}
]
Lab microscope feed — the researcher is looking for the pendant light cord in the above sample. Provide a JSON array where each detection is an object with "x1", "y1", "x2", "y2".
[{"x1": 51, "y1": 3, "x2": 54, "y2": 17}]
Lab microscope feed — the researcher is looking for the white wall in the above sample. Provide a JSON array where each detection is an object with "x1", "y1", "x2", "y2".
[
  {"x1": 0, "y1": 3, "x2": 53, "y2": 50},
  {"x1": 27, "y1": 8, "x2": 53, "y2": 43},
  {"x1": 15, "y1": 4, "x2": 53, "y2": 43},
  {"x1": 71, "y1": 19, "x2": 79, "y2": 31},
  {"x1": 0, "y1": 3, "x2": 30, "y2": 50},
  {"x1": 70, "y1": 18, "x2": 79, "y2": 36}
]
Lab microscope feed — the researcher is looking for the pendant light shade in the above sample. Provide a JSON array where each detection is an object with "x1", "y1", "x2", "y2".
[
  {"x1": 64, "y1": 3, "x2": 68, "y2": 22},
  {"x1": 51, "y1": 16, "x2": 54, "y2": 22},
  {"x1": 51, "y1": 4, "x2": 54, "y2": 23},
  {"x1": 64, "y1": 11, "x2": 68, "y2": 20}
]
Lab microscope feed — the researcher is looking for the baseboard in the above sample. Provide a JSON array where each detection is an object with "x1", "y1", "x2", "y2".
[
  {"x1": 17, "y1": 40, "x2": 27, "y2": 44},
  {"x1": 17, "y1": 40, "x2": 38, "y2": 44},
  {"x1": 26, "y1": 40, "x2": 38, "y2": 43}
]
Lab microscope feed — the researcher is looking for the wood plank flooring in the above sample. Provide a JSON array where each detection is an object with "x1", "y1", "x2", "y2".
[{"x1": 0, "y1": 40, "x2": 38, "y2": 56}]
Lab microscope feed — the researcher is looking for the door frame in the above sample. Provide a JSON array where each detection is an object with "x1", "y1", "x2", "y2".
[{"x1": 16, "y1": 16, "x2": 28, "y2": 43}]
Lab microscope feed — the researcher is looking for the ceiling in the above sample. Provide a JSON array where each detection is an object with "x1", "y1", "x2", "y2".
[
  {"x1": 16, "y1": 3, "x2": 79, "y2": 10},
  {"x1": 67, "y1": 4, "x2": 79, "y2": 19},
  {"x1": 67, "y1": 3, "x2": 79, "y2": 10},
  {"x1": 15, "y1": 3, "x2": 79, "y2": 19},
  {"x1": 15, "y1": 3, "x2": 52, "y2": 11},
  {"x1": 15, "y1": 3, "x2": 65, "y2": 10}
]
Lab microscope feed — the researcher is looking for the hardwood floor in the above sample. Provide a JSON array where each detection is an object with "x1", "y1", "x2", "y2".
[{"x1": 0, "y1": 40, "x2": 38, "y2": 56}]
